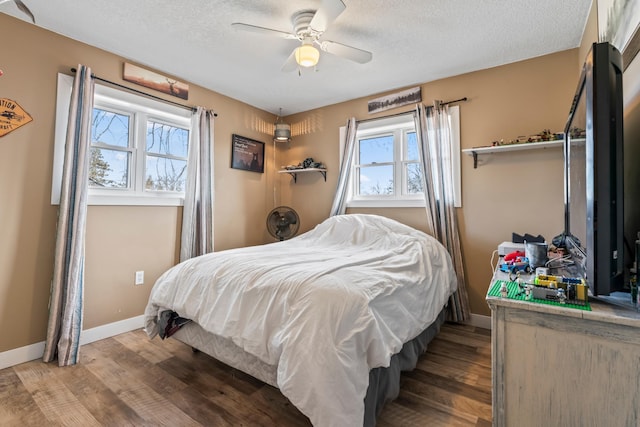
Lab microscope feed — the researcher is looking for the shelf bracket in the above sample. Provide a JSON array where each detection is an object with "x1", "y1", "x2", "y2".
[
  {"x1": 286, "y1": 172, "x2": 298, "y2": 183},
  {"x1": 472, "y1": 151, "x2": 478, "y2": 169}
]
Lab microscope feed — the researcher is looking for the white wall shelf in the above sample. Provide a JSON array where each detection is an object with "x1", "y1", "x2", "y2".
[
  {"x1": 278, "y1": 168, "x2": 327, "y2": 183},
  {"x1": 462, "y1": 140, "x2": 563, "y2": 168}
]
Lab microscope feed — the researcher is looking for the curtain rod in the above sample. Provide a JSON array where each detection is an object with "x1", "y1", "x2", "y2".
[
  {"x1": 71, "y1": 68, "x2": 217, "y2": 117},
  {"x1": 357, "y1": 97, "x2": 467, "y2": 124},
  {"x1": 430, "y1": 97, "x2": 468, "y2": 108}
]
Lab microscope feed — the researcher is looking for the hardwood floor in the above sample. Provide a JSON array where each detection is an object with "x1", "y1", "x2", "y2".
[{"x1": 0, "y1": 323, "x2": 491, "y2": 426}]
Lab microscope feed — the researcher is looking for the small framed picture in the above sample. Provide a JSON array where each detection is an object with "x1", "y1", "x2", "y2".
[{"x1": 231, "y1": 134, "x2": 265, "y2": 173}]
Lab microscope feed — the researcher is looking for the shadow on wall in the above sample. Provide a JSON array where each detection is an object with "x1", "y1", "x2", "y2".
[
  {"x1": 243, "y1": 112, "x2": 276, "y2": 138},
  {"x1": 291, "y1": 110, "x2": 324, "y2": 137}
]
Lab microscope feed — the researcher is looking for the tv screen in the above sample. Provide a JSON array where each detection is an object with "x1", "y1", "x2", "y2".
[
  {"x1": 567, "y1": 88, "x2": 587, "y2": 254},
  {"x1": 564, "y1": 41, "x2": 624, "y2": 297}
]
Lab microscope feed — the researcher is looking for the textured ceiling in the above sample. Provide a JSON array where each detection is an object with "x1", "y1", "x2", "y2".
[{"x1": 1, "y1": 0, "x2": 592, "y2": 115}]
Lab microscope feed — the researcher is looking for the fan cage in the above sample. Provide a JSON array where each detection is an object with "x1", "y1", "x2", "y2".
[{"x1": 266, "y1": 206, "x2": 300, "y2": 241}]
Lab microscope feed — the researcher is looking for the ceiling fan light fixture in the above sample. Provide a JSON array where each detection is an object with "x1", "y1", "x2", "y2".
[{"x1": 295, "y1": 43, "x2": 320, "y2": 68}]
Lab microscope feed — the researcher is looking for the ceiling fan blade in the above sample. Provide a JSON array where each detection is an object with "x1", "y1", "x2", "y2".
[
  {"x1": 320, "y1": 40, "x2": 372, "y2": 64},
  {"x1": 281, "y1": 49, "x2": 299, "y2": 72},
  {"x1": 2, "y1": 0, "x2": 35, "y2": 23},
  {"x1": 232, "y1": 22, "x2": 297, "y2": 40},
  {"x1": 309, "y1": 0, "x2": 346, "y2": 32}
]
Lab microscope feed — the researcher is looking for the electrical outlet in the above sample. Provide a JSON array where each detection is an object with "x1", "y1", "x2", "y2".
[{"x1": 135, "y1": 271, "x2": 144, "y2": 285}]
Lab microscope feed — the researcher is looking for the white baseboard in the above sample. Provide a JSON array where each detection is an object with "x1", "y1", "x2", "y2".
[
  {"x1": 0, "y1": 341, "x2": 46, "y2": 371},
  {"x1": 0, "y1": 314, "x2": 145, "y2": 370},
  {"x1": 79, "y1": 314, "x2": 145, "y2": 346},
  {"x1": 466, "y1": 313, "x2": 491, "y2": 330}
]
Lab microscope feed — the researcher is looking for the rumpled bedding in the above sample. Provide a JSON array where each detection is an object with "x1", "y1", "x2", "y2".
[{"x1": 144, "y1": 214, "x2": 457, "y2": 426}]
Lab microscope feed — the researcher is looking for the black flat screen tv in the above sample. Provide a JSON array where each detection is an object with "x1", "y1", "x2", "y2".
[{"x1": 564, "y1": 41, "x2": 624, "y2": 296}]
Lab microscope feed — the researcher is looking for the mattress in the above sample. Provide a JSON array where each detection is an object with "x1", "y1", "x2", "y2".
[{"x1": 172, "y1": 320, "x2": 278, "y2": 387}]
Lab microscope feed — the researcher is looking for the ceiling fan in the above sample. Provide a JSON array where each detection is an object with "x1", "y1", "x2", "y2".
[
  {"x1": 232, "y1": 0, "x2": 372, "y2": 72},
  {"x1": 0, "y1": 0, "x2": 35, "y2": 23}
]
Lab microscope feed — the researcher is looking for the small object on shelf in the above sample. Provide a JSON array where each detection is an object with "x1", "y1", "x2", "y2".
[
  {"x1": 557, "y1": 288, "x2": 567, "y2": 304},
  {"x1": 500, "y1": 282, "x2": 508, "y2": 298},
  {"x1": 499, "y1": 256, "x2": 531, "y2": 275}
]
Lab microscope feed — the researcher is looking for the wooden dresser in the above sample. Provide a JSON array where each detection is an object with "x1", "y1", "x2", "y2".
[{"x1": 486, "y1": 270, "x2": 640, "y2": 426}]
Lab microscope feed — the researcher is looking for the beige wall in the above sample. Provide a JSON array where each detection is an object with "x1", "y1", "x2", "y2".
[
  {"x1": 279, "y1": 50, "x2": 580, "y2": 317},
  {"x1": 0, "y1": 14, "x2": 278, "y2": 352}
]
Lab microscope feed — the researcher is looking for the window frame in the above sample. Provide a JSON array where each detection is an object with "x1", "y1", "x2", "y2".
[
  {"x1": 340, "y1": 107, "x2": 461, "y2": 208},
  {"x1": 353, "y1": 118, "x2": 423, "y2": 202},
  {"x1": 52, "y1": 73, "x2": 192, "y2": 206}
]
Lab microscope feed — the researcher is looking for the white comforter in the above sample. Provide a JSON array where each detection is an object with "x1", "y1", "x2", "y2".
[{"x1": 144, "y1": 214, "x2": 457, "y2": 426}]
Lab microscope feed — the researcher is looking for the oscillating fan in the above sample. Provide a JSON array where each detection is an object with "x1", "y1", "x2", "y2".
[{"x1": 267, "y1": 206, "x2": 300, "y2": 241}]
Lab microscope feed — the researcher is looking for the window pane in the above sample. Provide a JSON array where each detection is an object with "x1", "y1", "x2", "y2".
[
  {"x1": 359, "y1": 135, "x2": 393, "y2": 164},
  {"x1": 145, "y1": 155, "x2": 187, "y2": 191},
  {"x1": 406, "y1": 163, "x2": 423, "y2": 194},
  {"x1": 406, "y1": 131, "x2": 419, "y2": 161},
  {"x1": 146, "y1": 121, "x2": 189, "y2": 157},
  {"x1": 89, "y1": 147, "x2": 129, "y2": 188},
  {"x1": 91, "y1": 108, "x2": 129, "y2": 147},
  {"x1": 358, "y1": 165, "x2": 393, "y2": 195}
]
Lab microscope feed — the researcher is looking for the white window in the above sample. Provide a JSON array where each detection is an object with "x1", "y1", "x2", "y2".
[
  {"x1": 341, "y1": 107, "x2": 461, "y2": 208},
  {"x1": 52, "y1": 73, "x2": 192, "y2": 206}
]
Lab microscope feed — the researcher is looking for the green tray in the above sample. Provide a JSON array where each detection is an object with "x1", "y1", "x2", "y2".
[{"x1": 489, "y1": 280, "x2": 591, "y2": 311}]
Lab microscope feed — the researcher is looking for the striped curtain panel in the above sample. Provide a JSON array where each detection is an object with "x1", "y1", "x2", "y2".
[
  {"x1": 43, "y1": 64, "x2": 95, "y2": 366},
  {"x1": 414, "y1": 102, "x2": 470, "y2": 323},
  {"x1": 180, "y1": 107, "x2": 215, "y2": 261},
  {"x1": 329, "y1": 117, "x2": 358, "y2": 216}
]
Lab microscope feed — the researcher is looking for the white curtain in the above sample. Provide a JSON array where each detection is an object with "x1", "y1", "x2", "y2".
[
  {"x1": 414, "y1": 102, "x2": 470, "y2": 323},
  {"x1": 43, "y1": 64, "x2": 95, "y2": 366},
  {"x1": 180, "y1": 107, "x2": 215, "y2": 261},
  {"x1": 329, "y1": 117, "x2": 358, "y2": 216}
]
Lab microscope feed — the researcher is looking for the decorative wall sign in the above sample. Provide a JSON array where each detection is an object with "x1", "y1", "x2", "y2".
[
  {"x1": 0, "y1": 98, "x2": 33, "y2": 137},
  {"x1": 123, "y1": 62, "x2": 189, "y2": 100},
  {"x1": 231, "y1": 134, "x2": 265, "y2": 173},
  {"x1": 367, "y1": 86, "x2": 422, "y2": 114}
]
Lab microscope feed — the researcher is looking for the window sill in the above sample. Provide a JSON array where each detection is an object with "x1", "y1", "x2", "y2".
[
  {"x1": 88, "y1": 194, "x2": 184, "y2": 206},
  {"x1": 51, "y1": 194, "x2": 184, "y2": 207}
]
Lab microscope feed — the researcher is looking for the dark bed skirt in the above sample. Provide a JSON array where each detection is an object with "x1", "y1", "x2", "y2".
[{"x1": 363, "y1": 306, "x2": 447, "y2": 426}]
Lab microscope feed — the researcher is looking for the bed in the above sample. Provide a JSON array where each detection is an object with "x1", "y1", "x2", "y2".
[{"x1": 144, "y1": 214, "x2": 457, "y2": 426}]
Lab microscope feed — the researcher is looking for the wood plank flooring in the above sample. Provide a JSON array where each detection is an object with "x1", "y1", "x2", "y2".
[{"x1": 0, "y1": 323, "x2": 491, "y2": 426}]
